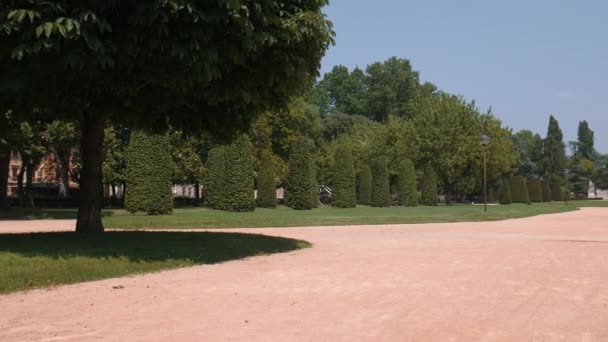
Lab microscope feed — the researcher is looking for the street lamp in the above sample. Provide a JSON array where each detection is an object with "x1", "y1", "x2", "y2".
[
  {"x1": 564, "y1": 168, "x2": 570, "y2": 205},
  {"x1": 480, "y1": 135, "x2": 491, "y2": 212}
]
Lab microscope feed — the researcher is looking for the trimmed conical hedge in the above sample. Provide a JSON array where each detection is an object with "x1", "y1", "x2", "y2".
[
  {"x1": 497, "y1": 179, "x2": 512, "y2": 204},
  {"x1": 224, "y1": 135, "x2": 255, "y2": 211},
  {"x1": 256, "y1": 149, "x2": 277, "y2": 208},
  {"x1": 371, "y1": 157, "x2": 390, "y2": 207},
  {"x1": 310, "y1": 159, "x2": 318, "y2": 208},
  {"x1": 527, "y1": 178, "x2": 543, "y2": 202},
  {"x1": 331, "y1": 145, "x2": 356, "y2": 208},
  {"x1": 356, "y1": 165, "x2": 372, "y2": 205},
  {"x1": 286, "y1": 139, "x2": 315, "y2": 210},
  {"x1": 420, "y1": 165, "x2": 438, "y2": 206},
  {"x1": 550, "y1": 175, "x2": 563, "y2": 201},
  {"x1": 205, "y1": 146, "x2": 227, "y2": 210},
  {"x1": 204, "y1": 135, "x2": 255, "y2": 211},
  {"x1": 125, "y1": 130, "x2": 173, "y2": 215},
  {"x1": 541, "y1": 179, "x2": 552, "y2": 202},
  {"x1": 397, "y1": 159, "x2": 418, "y2": 207},
  {"x1": 509, "y1": 176, "x2": 530, "y2": 204}
]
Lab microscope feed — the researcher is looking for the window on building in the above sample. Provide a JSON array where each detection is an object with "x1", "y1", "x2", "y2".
[{"x1": 11, "y1": 167, "x2": 19, "y2": 182}]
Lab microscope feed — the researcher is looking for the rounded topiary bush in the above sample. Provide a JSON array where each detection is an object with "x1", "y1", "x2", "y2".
[
  {"x1": 541, "y1": 179, "x2": 552, "y2": 202},
  {"x1": 356, "y1": 164, "x2": 372, "y2": 205},
  {"x1": 223, "y1": 135, "x2": 255, "y2": 212},
  {"x1": 420, "y1": 164, "x2": 438, "y2": 206},
  {"x1": 286, "y1": 139, "x2": 314, "y2": 210},
  {"x1": 509, "y1": 176, "x2": 530, "y2": 204},
  {"x1": 331, "y1": 145, "x2": 356, "y2": 208},
  {"x1": 397, "y1": 159, "x2": 418, "y2": 207},
  {"x1": 125, "y1": 130, "x2": 173, "y2": 215},
  {"x1": 497, "y1": 179, "x2": 512, "y2": 204},
  {"x1": 204, "y1": 146, "x2": 227, "y2": 210},
  {"x1": 256, "y1": 149, "x2": 277, "y2": 208},
  {"x1": 527, "y1": 178, "x2": 543, "y2": 202},
  {"x1": 370, "y1": 156, "x2": 390, "y2": 207}
]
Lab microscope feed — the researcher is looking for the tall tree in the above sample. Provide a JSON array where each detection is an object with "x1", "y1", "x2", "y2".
[
  {"x1": 543, "y1": 115, "x2": 567, "y2": 177},
  {"x1": 576, "y1": 120, "x2": 595, "y2": 159},
  {"x1": 315, "y1": 65, "x2": 367, "y2": 117},
  {"x1": 513, "y1": 130, "x2": 544, "y2": 177},
  {"x1": 365, "y1": 57, "x2": 420, "y2": 122},
  {"x1": 2, "y1": 1, "x2": 334, "y2": 232}
]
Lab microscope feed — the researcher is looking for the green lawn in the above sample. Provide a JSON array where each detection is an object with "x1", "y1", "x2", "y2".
[
  {"x1": 0, "y1": 231, "x2": 309, "y2": 294},
  {"x1": 3, "y1": 200, "x2": 606, "y2": 229}
]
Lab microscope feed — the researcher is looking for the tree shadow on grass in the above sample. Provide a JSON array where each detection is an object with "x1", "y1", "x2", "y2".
[
  {"x1": 0, "y1": 208, "x2": 87, "y2": 220},
  {"x1": 0, "y1": 231, "x2": 309, "y2": 264},
  {"x1": 0, "y1": 231, "x2": 310, "y2": 294}
]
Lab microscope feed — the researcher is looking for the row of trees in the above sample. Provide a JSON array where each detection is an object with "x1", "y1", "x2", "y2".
[{"x1": 4, "y1": 56, "x2": 606, "y2": 216}]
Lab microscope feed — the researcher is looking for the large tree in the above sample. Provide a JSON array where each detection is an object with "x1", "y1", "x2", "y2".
[
  {"x1": 543, "y1": 115, "x2": 566, "y2": 177},
  {"x1": 2, "y1": 1, "x2": 333, "y2": 232},
  {"x1": 576, "y1": 120, "x2": 595, "y2": 159}
]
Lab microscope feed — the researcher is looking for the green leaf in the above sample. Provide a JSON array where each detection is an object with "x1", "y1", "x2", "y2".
[{"x1": 44, "y1": 22, "x2": 54, "y2": 38}]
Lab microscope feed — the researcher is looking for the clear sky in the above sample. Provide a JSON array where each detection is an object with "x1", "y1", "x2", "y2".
[{"x1": 320, "y1": 0, "x2": 607, "y2": 153}]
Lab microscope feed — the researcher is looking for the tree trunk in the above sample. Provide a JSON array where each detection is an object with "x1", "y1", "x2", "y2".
[
  {"x1": 25, "y1": 161, "x2": 35, "y2": 208},
  {"x1": 0, "y1": 151, "x2": 10, "y2": 210},
  {"x1": 445, "y1": 182, "x2": 452, "y2": 205},
  {"x1": 56, "y1": 147, "x2": 70, "y2": 198},
  {"x1": 75, "y1": 111, "x2": 108, "y2": 233},
  {"x1": 17, "y1": 156, "x2": 27, "y2": 206},
  {"x1": 194, "y1": 182, "x2": 201, "y2": 207}
]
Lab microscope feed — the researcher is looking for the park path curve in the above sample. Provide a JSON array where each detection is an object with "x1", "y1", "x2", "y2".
[{"x1": 1, "y1": 208, "x2": 608, "y2": 341}]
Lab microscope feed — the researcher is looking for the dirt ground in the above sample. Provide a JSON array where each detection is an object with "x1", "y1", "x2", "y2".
[{"x1": 1, "y1": 208, "x2": 608, "y2": 341}]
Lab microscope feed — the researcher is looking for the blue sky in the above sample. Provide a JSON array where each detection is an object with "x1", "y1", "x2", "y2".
[{"x1": 320, "y1": 0, "x2": 607, "y2": 153}]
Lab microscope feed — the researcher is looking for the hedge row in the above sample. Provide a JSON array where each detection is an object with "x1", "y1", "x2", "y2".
[
  {"x1": 397, "y1": 159, "x2": 418, "y2": 207},
  {"x1": 370, "y1": 157, "x2": 390, "y2": 207},
  {"x1": 125, "y1": 130, "x2": 173, "y2": 215},
  {"x1": 331, "y1": 144, "x2": 356, "y2": 208},
  {"x1": 286, "y1": 138, "x2": 315, "y2": 210},
  {"x1": 204, "y1": 135, "x2": 255, "y2": 212}
]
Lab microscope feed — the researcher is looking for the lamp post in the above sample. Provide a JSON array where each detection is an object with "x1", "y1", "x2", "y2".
[
  {"x1": 480, "y1": 135, "x2": 491, "y2": 212},
  {"x1": 564, "y1": 168, "x2": 570, "y2": 205}
]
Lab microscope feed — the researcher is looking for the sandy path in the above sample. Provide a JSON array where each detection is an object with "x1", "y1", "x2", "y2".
[{"x1": 1, "y1": 208, "x2": 608, "y2": 341}]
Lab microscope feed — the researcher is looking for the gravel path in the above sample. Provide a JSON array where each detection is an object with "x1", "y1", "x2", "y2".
[{"x1": 1, "y1": 208, "x2": 608, "y2": 341}]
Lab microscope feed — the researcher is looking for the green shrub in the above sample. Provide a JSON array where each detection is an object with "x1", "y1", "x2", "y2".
[
  {"x1": 397, "y1": 159, "x2": 418, "y2": 207},
  {"x1": 331, "y1": 145, "x2": 356, "y2": 208},
  {"x1": 223, "y1": 135, "x2": 255, "y2": 212},
  {"x1": 256, "y1": 150, "x2": 277, "y2": 208},
  {"x1": 420, "y1": 165, "x2": 438, "y2": 206},
  {"x1": 356, "y1": 164, "x2": 372, "y2": 205},
  {"x1": 310, "y1": 159, "x2": 318, "y2": 208},
  {"x1": 125, "y1": 130, "x2": 173, "y2": 215},
  {"x1": 286, "y1": 139, "x2": 314, "y2": 210},
  {"x1": 527, "y1": 178, "x2": 543, "y2": 202},
  {"x1": 509, "y1": 176, "x2": 530, "y2": 204},
  {"x1": 204, "y1": 146, "x2": 228, "y2": 210},
  {"x1": 550, "y1": 175, "x2": 563, "y2": 201},
  {"x1": 370, "y1": 157, "x2": 390, "y2": 207},
  {"x1": 541, "y1": 179, "x2": 552, "y2": 202},
  {"x1": 497, "y1": 179, "x2": 512, "y2": 204}
]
